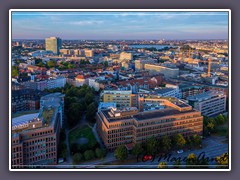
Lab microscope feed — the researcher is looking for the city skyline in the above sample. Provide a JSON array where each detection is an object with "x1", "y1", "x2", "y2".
[{"x1": 12, "y1": 11, "x2": 229, "y2": 40}]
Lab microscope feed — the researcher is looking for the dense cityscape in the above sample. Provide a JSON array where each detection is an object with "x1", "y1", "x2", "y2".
[{"x1": 11, "y1": 12, "x2": 229, "y2": 169}]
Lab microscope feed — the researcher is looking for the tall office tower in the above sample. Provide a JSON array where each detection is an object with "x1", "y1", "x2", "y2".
[{"x1": 45, "y1": 37, "x2": 62, "y2": 55}]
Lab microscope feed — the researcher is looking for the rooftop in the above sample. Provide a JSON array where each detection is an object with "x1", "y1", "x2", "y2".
[
  {"x1": 41, "y1": 108, "x2": 55, "y2": 126},
  {"x1": 154, "y1": 88, "x2": 175, "y2": 94},
  {"x1": 12, "y1": 113, "x2": 40, "y2": 128},
  {"x1": 40, "y1": 92, "x2": 65, "y2": 109},
  {"x1": 134, "y1": 108, "x2": 196, "y2": 121},
  {"x1": 187, "y1": 90, "x2": 225, "y2": 101}
]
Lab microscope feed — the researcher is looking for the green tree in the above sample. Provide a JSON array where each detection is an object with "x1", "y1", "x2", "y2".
[
  {"x1": 85, "y1": 92, "x2": 94, "y2": 105},
  {"x1": 95, "y1": 148, "x2": 107, "y2": 159},
  {"x1": 215, "y1": 114, "x2": 225, "y2": 125},
  {"x1": 114, "y1": 145, "x2": 128, "y2": 161},
  {"x1": 35, "y1": 58, "x2": 42, "y2": 64},
  {"x1": 84, "y1": 150, "x2": 95, "y2": 161},
  {"x1": 158, "y1": 162, "x2": 167, "y2": 169},
  {"x1": 12, "y1": 66, "x2": 19, "y2": 77},
  {"x1": 186, "y1": 136, "x2": 193, "y2": 148},
  {"x1": 86, "y1": 102, "x2": 97, "y2": 123},
  {"x1": 38, "y1": 61, "x2": 46, "y2": 67},
  {"x1": 207, "y1": 120, "x2": 215, "y2": 132},
  {"x1": 173, "y1": 134, "x2": 186, "y2": 149},
  {"x1": 215, "y1": 152, "x2": 228, "y2": 168},
  {"x1": 67, "y1": 103, "x2": 82, "y2": 127},
  {"x1": 146, "y1": 136, "x2": 160, "y2": 155},
  {"x1": 73, "y1": 153, "x2": 83, "y2": 165},
  {"x1": 58, "y1": 142, "x2": 67, "y2": 160},
  {"x1": 132, "y1": 143, "x2": 144, "y2": 158},
  {"x1": 192, "y1": 134, "x2": 202, "y2": 147},
  {"x1": 161, "y1": 135, "x2": 172, "y2": 153},
  {"x1": 186, "y1": 153, "x2": 198, "y2": 168},
  {"x1": 47, "y1": 60, "x2": 57, "y2": 68}
]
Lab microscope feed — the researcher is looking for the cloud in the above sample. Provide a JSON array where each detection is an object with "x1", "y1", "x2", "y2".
[{"x1": 69, "y1": 20, "x2": 103, "y2": 25}]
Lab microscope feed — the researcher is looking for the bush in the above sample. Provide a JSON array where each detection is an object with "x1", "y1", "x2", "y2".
[
  {"x1": 73, "y1": 153, "x2": 83, "y2": 165},
  {"x1": 95, "y1": 148, "x2": 107, "y2": 159},
  {"x1": 84, "y1": 150, "x2": 95, "y2": 161}
]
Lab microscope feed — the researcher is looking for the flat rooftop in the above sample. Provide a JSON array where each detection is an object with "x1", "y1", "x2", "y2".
[
  {"x1": 12, "y1": 113, "x2": 40, "y2": 127},
  {"x1": 145, "y1": 96, "x2": 190, "y2": 108},
  {"x1": 41, "y1": 92, "x2": 64, "y2": 108},
  {"x1": 187, "y1": 91, "x2": 224, "y2": 101},
  {"x1": 101, "y1": 107, "x2": 196, "y2": 122},
  {"x1": 134, "y1": 108, "x2": 196, "y2": 121},
  {"x1": 155, "y1": 88, "x2": 175, "y2": 94}
]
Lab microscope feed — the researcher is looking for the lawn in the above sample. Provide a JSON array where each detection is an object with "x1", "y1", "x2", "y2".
[{"x1": 69, "y1": 125, "x2": 97, "y2": 147}]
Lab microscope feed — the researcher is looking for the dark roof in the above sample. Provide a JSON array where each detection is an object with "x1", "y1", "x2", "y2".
[
  {"x1": 133, "y1": 108, "x2": 196, "y2": 121},
  {"x1": 12, "y1": 89, "x2": 48, "y2": 100}
]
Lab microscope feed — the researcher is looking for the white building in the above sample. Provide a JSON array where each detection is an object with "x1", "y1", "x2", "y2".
[
  {"x1": 28, "y1": 50, "x2": 55, "y2": 57},
  {"x1": 155, "y1": 87, "x2": 182, "y2": 99},
  {"x1": 187, "y1": 91, "x2": 226, "y2": 117},
  {"x1": 88, "y1": 77, "x2": 100, "y2": 91},
  {"x1": 47, "y1": 76, "x2": 66, "y2": 89}
]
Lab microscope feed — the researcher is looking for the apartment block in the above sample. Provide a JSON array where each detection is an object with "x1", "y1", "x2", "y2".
[
  {"x1": 187, "y1": 91, "x2": 226, "y2": 117},
  {"x1": 180, "y1": 85, "x2": 206, "y2": 99},
  {"x1": 135, "y1": 59, "x2": 157, "y2": 71},
  {"x1": 12, "y1": 89, "x2": 47, "y2": 114},
  {"x1": 101, "y1": 90, "x2": 134, "y2": 107}
]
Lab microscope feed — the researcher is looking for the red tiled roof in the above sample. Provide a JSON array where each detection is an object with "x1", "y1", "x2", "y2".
[{"x1": 76, "y1": 75, "x2": 85, "y2": 79}]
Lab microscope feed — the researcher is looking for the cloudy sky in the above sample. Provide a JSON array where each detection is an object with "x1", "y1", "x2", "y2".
[{"x1": 11, "y1": 11, "x2": 229, "y2": 40}]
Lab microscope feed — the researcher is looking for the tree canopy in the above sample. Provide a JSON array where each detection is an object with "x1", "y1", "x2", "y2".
[{"x1": 114, "y1": 145, "x2": 128, "y2": 161}]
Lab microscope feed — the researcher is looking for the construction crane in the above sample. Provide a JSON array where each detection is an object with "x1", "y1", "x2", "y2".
[
  {"x1": 187, "y1": 47, "x2": 219, "y2": 77},
  {"x1": 188, "y1": 47, "x2": 194, "y2": 64},
  {"x1": 197, "y1": 58, "x2": 220, "y2": 77}
]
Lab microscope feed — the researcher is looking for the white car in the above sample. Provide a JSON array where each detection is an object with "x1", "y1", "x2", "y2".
[{"x1": 177, "y1": 150, "x2": 184, "y2": 154}]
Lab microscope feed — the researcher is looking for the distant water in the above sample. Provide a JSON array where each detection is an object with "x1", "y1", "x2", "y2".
[{"x1": 124, "y1": 44, "x2": 176, "y2": 50}]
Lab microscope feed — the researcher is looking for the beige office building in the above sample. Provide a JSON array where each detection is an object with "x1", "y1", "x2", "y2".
[
  {"x1": 144, "y1": 63, "x2": 179, "y2": 78},
  {"x1": 96, "y1": 95, "x2": 203, "y2": 150},
  {"x1": 45, "y1": 37, "x2": 62, "y2": 55}
]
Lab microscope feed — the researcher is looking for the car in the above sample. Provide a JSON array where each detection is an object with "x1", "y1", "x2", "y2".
[{"x1": 177, "y1": 150, "x2": 184, "y2": 154}]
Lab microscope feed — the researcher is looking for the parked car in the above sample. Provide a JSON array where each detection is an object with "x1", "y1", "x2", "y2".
[{"x1": 177, "y1": 150, "x2": 184, "y2": 154}]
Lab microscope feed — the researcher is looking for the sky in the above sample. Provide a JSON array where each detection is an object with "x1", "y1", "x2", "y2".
[{"x1": 11, "y1": 11, "x2": 229, "y2": 40}]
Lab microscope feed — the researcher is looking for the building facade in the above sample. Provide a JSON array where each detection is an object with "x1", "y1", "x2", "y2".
[
  {"x1": 12, "y1": 89, "x2": 47, "y2": 114},
  {"x1": 101, "y1": 90, "x2": 134, "y2": 107},
  {"x1": 187, "y1": 91, "x2": 226, "y2": 117},
  {"x1": 45, "y1": 37, "x2": 62, "y2": 55},
  {"x1": 180, "y1": 85, "x2": 206, "y2": 99},
  {"x1": 119, "y1": 52, "x2": 133, "y2": 61},
  {"x1": 11, "y1": 93, "x2": 65, "y2": 168},
  {"x1": 144, "y1": 63, "x2": 179, "y2": 78},
  {"x1": 96, "y1": 95, "x2": 203, "y2": 150},
  {"x1": 135, "y1": 59, "x2": 156, "y2": 71}
]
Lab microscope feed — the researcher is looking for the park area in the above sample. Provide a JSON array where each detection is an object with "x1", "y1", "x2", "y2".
[
  {"x1": 68, "y1": 125, "x2": 106, "y2": 164},
  {"x1": 69, "y1": 125, "x2": 98, "y2": 149}
]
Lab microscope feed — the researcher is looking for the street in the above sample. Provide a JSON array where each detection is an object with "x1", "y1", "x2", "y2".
[{"x1": 55, "y1": 135, "x2": 228, "y2": 169}]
